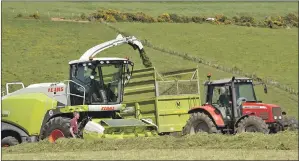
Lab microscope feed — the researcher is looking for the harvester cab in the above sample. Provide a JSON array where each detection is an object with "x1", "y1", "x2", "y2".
[
  {"x1": 67, "y1": 34, "x2": 141, "y2": 107},
  {"x1": 183, "y1": 74, "x2": 298, "y2": 135},
  {"x1": 68, "y1": 56, "x2": 134, "y2": 106}
]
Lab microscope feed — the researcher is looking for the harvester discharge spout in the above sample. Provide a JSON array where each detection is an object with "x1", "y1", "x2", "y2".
[{"x1": 79, "y1": 34, "x2": 152, "y2": 68}]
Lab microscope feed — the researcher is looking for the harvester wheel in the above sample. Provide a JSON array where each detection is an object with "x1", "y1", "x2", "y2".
[
  {"x1": 40, "y1": 117, "x2": 71, "y2": 143},
  {"x1": 1, "y1": 136, "x2": 19, "y2": 147},
  {"x1": 236, "y1": 116, "x2": 269, "y2": 134},
  {"x1": 282, "y1": 116, "x2": 298, "y2": 131},
  {"x1": 182, "y1": 112, "x2": 219, "y2": 135}
]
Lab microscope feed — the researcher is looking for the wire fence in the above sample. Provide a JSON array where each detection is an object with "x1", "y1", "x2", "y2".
[
  {"x1": 7, "y1": 8, "x2": 89, "y2": 20},
  {"x1": 103, "y1": 22, "x2": 298, "y2": 97}
]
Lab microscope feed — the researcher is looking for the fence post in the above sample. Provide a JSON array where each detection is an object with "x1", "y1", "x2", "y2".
[{"x1": 176, "y1": 80, "x2": 179, "y2": 95}]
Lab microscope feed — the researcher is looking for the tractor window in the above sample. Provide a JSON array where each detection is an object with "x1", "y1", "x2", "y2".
[
  {"x1": 211, "y1": 86, "x2": 231, "y2": 107},
  {"x1": 235, "y1": 83, "x2": 256, "y2": 101},
  {"x1": 211, "y1": 87, "x2": 221, "y2": 104}
]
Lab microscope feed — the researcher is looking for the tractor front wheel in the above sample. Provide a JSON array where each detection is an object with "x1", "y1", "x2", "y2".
[
  {"x1": 1, "y1": 136, "x2": 19, "y2": 147},
  {"x1": 182, "y1": 112, "x2": 219, "y2": 135},
  {"x1": 40, "y1": 117, "x2": 72, "y2": 143},
  {"x1": 236, "y1": 116, "x2": 269, "y2": 134}
]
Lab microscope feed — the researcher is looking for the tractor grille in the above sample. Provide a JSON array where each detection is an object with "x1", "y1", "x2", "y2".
[
  {"x1": 272, "y1": 107, "x2": 282, "y2": 119},
  {"x1": 259, "y1": 112, "x2": 269, "y2": 120}
]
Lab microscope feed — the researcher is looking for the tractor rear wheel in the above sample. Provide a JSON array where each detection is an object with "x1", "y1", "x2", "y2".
[
  {"x1": 40, "y1": 117, "x2": 71, "y2": 143},
  {"x1": 1, "y1": 136, "x2": 19, "y2": 147},
  {"x1": 236, "y1": 116, "x2": 269, "y2": 134},
  {"x1": 182, "y1": 112, "x2": 219, "y2": 135}
]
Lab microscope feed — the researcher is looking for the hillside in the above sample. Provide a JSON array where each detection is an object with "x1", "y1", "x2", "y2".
[
  {"x1": 1, "y1": 2, "x2": 299, "y2": 160},
  {"x1": 2, "y1": 17, "x2": 298, "y2": 118}
]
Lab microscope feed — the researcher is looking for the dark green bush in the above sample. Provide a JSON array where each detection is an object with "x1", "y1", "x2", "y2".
[
  {"x1": 15, "y1": 13, "x2": 23, "y2": 18},
  {"x1": 181, "y1": 16, "x2": 192, "y2": 23},
  {"x1": 232, "y1": 16, "x2": 240, "y2": 23},
  {"x1": 284, "y1": 13, "x2": 298, "y2": 23},
  {"x1": 80, "y1": 13, "x2": 86, "y2": 20},
  {"x1": 239, "y1": 16, "x2": 255, "y2": 24},
  {"x1": 169, "y1": 13, "x2": 183, "y2": 23},
  {"x1": 124, "y1": 12, "x2": 156, "y2": 23},
  {"x1": 29, "y1": 13, "x2": 40, "y2": 19},
  {"x1": 283, "y1": 13, "x2": 298, "y2": 27},
  {"x1": 191, "y1": 16, "x2": 205, "y2": 23}
]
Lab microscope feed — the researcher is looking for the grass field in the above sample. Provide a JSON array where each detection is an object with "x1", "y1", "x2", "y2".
[
  {"x1": 1, "y1": 2, "x2": 298, "y2": 160},
  {"x1": 2, "y1": 132, "x2": 298, "y2": 160},
  {"x1": 3, "y1": 149, "x2": 298, "y2": 160}
]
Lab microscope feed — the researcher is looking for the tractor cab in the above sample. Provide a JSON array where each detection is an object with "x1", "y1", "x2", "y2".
[
  {"x1": 204, "y1": 75, "x2": 268, "y2": 125},
  {"x1": 68, "y1": 57, "x2": 134, "y2": 106}
]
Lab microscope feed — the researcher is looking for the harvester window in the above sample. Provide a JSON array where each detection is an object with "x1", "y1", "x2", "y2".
[{"x1": 100, "y1": 65, "x2": 122, "y2": 103}]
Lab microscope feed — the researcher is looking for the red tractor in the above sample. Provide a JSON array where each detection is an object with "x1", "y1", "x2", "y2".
[{"x1": 183, "y1": 75, "x2": 298, "y2": 135}]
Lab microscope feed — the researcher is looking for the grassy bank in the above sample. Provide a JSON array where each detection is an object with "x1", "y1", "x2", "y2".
[
  {"x1": 2, "y1": 131, "x2": 298, "y2": 160},
  {"x1": 3, "y1": 149, "x2": 298, "y2": 160},
  {"x1": 3, "y1": 131, "x2": 298, "y2": 153}
]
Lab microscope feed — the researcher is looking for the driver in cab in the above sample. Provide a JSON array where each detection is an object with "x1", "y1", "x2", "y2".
[{"x1": 218, "y1": 87, "x2": 231, "y2": 107}]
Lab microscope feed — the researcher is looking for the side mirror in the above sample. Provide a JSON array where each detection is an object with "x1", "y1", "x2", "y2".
[
  {"x1": 263, "y1": 84, "x2": 268, "y2": 94},
  {"x1": 124, "y1": 63, "x2": 134, "y2": 86}
]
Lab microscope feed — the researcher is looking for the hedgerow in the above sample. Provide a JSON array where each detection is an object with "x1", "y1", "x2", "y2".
[{"x1": 84, "y1": 9, "x2": 298, "y2": 29}]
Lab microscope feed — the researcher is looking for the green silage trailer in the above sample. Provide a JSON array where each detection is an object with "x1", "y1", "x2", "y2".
[{"x1": 122, "y1": 67, "x2": 202, "y2": 135}]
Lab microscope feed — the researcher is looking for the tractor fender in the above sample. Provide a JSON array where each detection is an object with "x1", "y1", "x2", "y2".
[
  {"x1": 188, "y1": 106, "x2": 225, "y2": 127},
  {"x1": 234, "y1": 113, "x2": 255, "y2": 128},
  {"x1": 1, "y1": 121, "x2": 29, "y2": 142}
]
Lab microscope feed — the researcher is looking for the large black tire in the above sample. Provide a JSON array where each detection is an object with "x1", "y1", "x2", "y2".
[
  {"x1": 40, "y1": 117, "x2": 72, "y2": 140},
  {"x1": 2, "y1": 136, "x2": 19, "y2": 147},
  {"x1": 282, "y1": 116, "x2": 298, "y2": 131},
  {"x1": 182, "y1": 112, "x2": 219, "y2": 135},
  {"x1": 236, "y1": 116, "x2": 269, "y2": 134}
]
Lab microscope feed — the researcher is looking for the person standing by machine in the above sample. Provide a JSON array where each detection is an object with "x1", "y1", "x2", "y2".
[{"x1": 70, "y1": 111, "x2": 80, "y2": 138}]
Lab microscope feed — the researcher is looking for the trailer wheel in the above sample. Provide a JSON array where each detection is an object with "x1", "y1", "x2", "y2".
[
  {"x1": 1, "y1": 136, "x2": 19, "y2": 147},
  {"x1": 182, "y1": 112, "x2": 219, "y2": 135},
  {"x1": 40, "y1": 117, "x2": 71, "y2": 142},
  {"x1": 236, "y1": 116, "x2": 269, "y2": 134},
  {"x1": 282, "y1": 116, "x2": 298, "y2": 131}
]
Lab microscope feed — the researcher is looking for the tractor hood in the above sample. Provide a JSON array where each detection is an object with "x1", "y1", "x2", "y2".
[{"x1": 242, "y1": 102, "x2": 280, "y2": 109}]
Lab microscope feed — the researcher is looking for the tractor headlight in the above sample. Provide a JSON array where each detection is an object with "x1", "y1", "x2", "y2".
[
  {"x1": 278, "y1": 116, "x2": 282, "y2": 119},
  {"x1": 274, "y1": 116, "x2": 277, "y2": 119}
]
